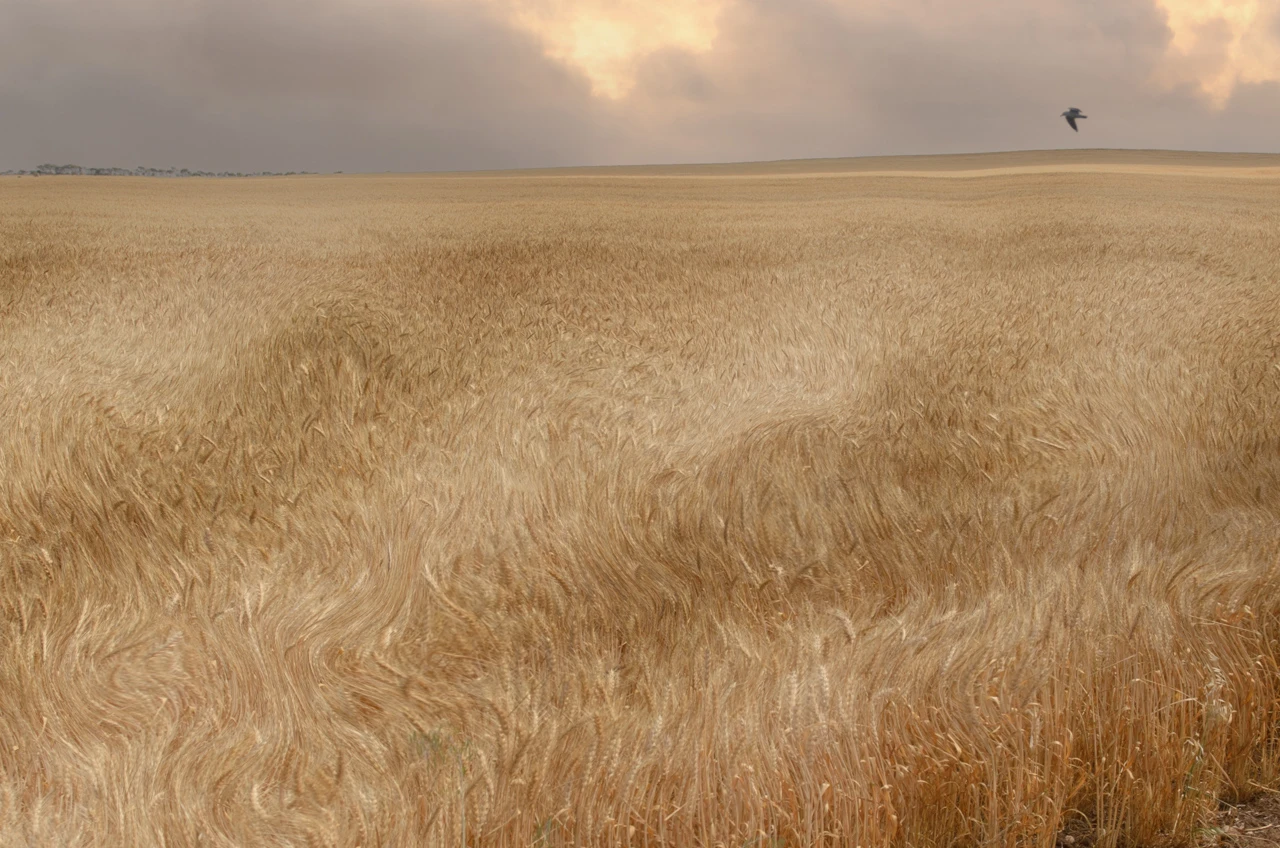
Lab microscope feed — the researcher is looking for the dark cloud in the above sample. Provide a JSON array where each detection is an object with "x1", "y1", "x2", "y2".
[
  {"x1": 0, "y1": 0, "x2": 1276, "y2": 171},
  {"x1": 0, "y1": 0, "x2": 615, "y2": 172}
]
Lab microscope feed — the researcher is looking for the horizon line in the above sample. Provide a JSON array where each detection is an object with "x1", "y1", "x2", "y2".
[{"x1": 7, "y1": 148, "x2": 1280, "y2": 179}]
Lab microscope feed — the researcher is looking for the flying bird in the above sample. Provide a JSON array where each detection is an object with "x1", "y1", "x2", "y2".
[{"x1": 1062, "y1": 107, "x2": 1087, "y2": 132}]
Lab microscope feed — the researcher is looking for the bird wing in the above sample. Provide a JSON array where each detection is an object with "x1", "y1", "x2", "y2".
[{"x1": 1066, "y1": 116, "x2": 1078, "y2": 131}]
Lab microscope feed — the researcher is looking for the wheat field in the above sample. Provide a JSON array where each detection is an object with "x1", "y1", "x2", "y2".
[{"x1": 3, "y1": 151, "x2": 1280, "y2": 847}]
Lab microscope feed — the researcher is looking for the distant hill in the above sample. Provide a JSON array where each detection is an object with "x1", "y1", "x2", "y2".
[{"x1": 448, "y1": 148, "x2": 1280, "y2": 177}]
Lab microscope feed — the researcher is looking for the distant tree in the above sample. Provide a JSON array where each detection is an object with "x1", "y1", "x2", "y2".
[{"x1": 16, "y1": 161, "x2": 315, "y2": 178}]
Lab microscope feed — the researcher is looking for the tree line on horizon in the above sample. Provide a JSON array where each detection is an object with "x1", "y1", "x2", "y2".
[{"x1": 2, "y1": 164, "x2": 318, "y2": 177}]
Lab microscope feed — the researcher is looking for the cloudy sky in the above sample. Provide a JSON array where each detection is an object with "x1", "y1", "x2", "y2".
[{"x1": 2, "y1": 0, "x2": 1278, "y2": 172}]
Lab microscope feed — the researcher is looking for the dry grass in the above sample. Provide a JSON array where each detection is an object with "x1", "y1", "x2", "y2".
[{"x1": 2, "y1": 151, "x2": 1280, "y2": 847}]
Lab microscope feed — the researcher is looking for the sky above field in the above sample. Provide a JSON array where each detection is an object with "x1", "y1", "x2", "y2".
[{"x1": 2, "y1": 0, "x2": 1278, "y2": 172}]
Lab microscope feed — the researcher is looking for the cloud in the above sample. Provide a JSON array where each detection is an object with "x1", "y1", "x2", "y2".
[
  {"x1": 1151, "y1": 0, "x2": 1280, "y2": 107},
  {"x1": 492, "y1": 0, "x2": 730, "y2": 98},
  {"x1": 619, "y1": 0, "x2": 1280, "y2": 163},
  {"x1": 0, "y1": 0, "x2": 1277, "y2": 171},
  {"x1": 0, "y1": 0, "x2": 615, "y2": 171}
]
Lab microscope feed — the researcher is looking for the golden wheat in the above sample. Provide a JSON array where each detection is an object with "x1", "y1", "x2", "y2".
[{"x1": 2, "y1": 154, "x2": 1280, "y2": 847}]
